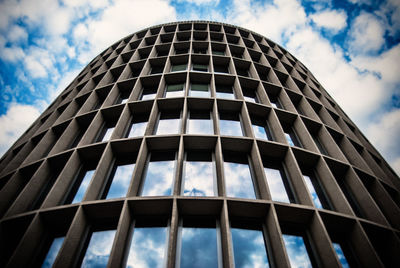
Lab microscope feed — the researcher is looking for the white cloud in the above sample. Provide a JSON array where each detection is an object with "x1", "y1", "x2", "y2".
[
  {"x1": 178, "y1": 0, "x2": 219, "y2": 5},
  {"x1": 347, "y1": 12, "x2": 386, "y2": 55},
  {"x1": 310, "y1": 9, "x2": 347, "y2": 32},
  {"x1": 7, "y1": 25, "x2": 28, "y2": 42},
  {"x1": 0, "y1": 103, "x2": 41, "y2": 157}
]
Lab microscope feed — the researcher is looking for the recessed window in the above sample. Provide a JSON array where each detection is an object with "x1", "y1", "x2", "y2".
[
  {"x1": 224, "y1": 153, "x2": 256, "y2": 199},
  {"x1": 236, "y1": 67, "x2": 250, "y2": 77},
  {"x1": 193, "y1": 47, "x2": 207, "y2": 54},
  {"x1": 140, "y1": 86, "x2": 158, "y2": 100},
  {"x1": 171, "y1": 63, "x2": 187, "y2": 72},
  {"x1": 150, "y1": 65, "x2": 164, "y2": 74},
  {"x1": 302, "y1": 173, "x2": 330, "y2": 209},
  {"x1": 219, "y1": 113, "x2": 243, "y2": 136},
  {"x1": 264, "y1": 166, "x2": 292, "y2": 203},
  {"x1": 242, "y1": 88, "x2": 259, "y2": 103},
  {"x1": 41, "y1": 237, "x2": 64, "y2": 267},
  {"x1": 182, "y1": 151, "x2": 216, "y2": 196},
  {"x1": 165, "y1": 83, "x2": 185, "y2": 98},
  {"x1": 215, "y1": 84, "x2": 234, "y2": 99},
  {"x1": 251, "y1": 117, "x2": 273, "y2": 140},
  {"x1": 283, "y1": 125, "x2": 301, "y2": 147},
  {"x1": 192, "y1": 63, "x2": 208, "y2": 72},
  {"x1": 269, "y1": 95, "x2": 282, "y2": 109},
  {"x1": 97, "y1": 124, "x2": 115, "y2": 142},
  {"x1": 127, "y1": 120, "x2": 147, "y2": 138},
  {"x1": 178, "y1": 220, "x2": 219, "y2": 268},
  {"x1": 212, "y1": 49, "x2": 225, "y2": 56},
  {"x1": 68, "y1": 169, "x2": 95, "y2": 204},
  {"x1": 190, "y1": 83, "x2": 210, "y2": 97},
  {"x1": 141, "y1": 151, "x2": 175, "y2": 196},
  {"x1": 312, "y1": 135, "x2": 328, "y2": 155},
  {"x1": 213, "y1": 64, "x2": 229, "y2": 74},
  {"x1": 125, "y1": 223, "x2": 168, "y2": 268},
  {"x1": 187, "y1": 111, "x2": 214, "y2": 135},
  {"x1": 231, "y1": 226, "x2": 270, "y2": 267},
  {"x1": 81, "y1": 230, "x2": 116, "y2": 267},
  {"x1": 156, "y1": 111, "x2": 181, "y2": 135},
  {"x1": 332, "y1": 242, "x2": 351, "y2": 268},
  {"x1": 282, "y1": 234, "x2": 313, "y2": 268},
  {"x1": 104, "y1": 163, "x2": 135, "y2": 199}
]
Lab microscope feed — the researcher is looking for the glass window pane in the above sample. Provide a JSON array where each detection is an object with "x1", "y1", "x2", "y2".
[
  {"x1": 128, "y1": 122, "x2": 147, "y2": 137},
  {"x1": 180, "y1": 227, "x2": 218, "y2": 268},
  {"x1": 41, "y1": 237, "x2": 64, "y2": 268},
  {"x1": 126, "y1": 227, "x2": 167, "y2": 268},
  {"x1": 215, "y1": 85, "x2": 234, "y2": 99},
  {"x1": 183, "y1": 160, "x2": 216, "y2": 196},
  {"x1": 72, "y1": 170, "x2": 95, "y2": 204},
  {"x1": 231, "y1": 228, "x2": 270, "y2": 268},
  {"x1": 252, "y1": 125, "x2": 272, "y2": 140},
  {"x1": 101, "y1": 127, "x2": 114, "y2": 142},
  {"x1": 141, "y1": 157, "x2": 175, "y2": 196},
  {"x1": 188, "y1": 113, "x2": 213, "y2": 135},
  {"x1": 284, "y1": 133, "x2": 295, "y2": 146},
  {"x1": 81, "y1": 230, "x2": 116, "y2": 267},
  {"x1": 166, "y1": 84, "x2": 184, "y2": 98},
  {"x1": 105, "y1": 163, "x2": 135, "y2": 199},
  {"x1": 171, "y1": 64, "x2": 187, "y2": 72},
  {"x1": 264, "y1": 167, "x2": 290, "y2": 203},
  {"x1": 190, "y1": 83, "x2": 210, "y2": 97},
  {"x1": 303, "y1": 175, "x2": 323, "y2": 209},
  {"x1": 156, "y1": 118, "x2": 180, "y2": 135},
  {"x1": 193, "y1": 64, "x2": 208, "y2": 72},
  {"x1": 220, "y1": 119, "x2": 243, "y2": 136},
  {"x1": 282, "y1": 234, "x2": 313, "y2": 268},
  {"x1": 224, "y1": 162, "x2": 256, "y2": 199},
  {"x1": 141, "y1": 93, "x2": 156, "y2": 100},
  {"x1": 333, "y1": 243, "x2": 350, "y2": 268}
]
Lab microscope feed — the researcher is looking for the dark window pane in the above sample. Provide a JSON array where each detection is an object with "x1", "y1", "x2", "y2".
[
  {"x1": 41, "y1": 237, "x2": 64, "y2": 268},
  {"x1": 193, "y1": 64, "x2": 208, "y2": 72},
  {"x1": 171, "y1": 64, "x2": 187, "y2": 72},
  {"x1": 333, "y1": 243, "x2": 350, "y2": 268},
  {"x1": 190, "y1": 83, "x2": 210, "y2": 97},
  {"x1": 165, "y1": 83, "x2": 184, "y2": 98}
]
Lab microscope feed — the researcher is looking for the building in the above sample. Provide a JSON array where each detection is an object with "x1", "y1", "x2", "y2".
[{"x1": 0, "y1": 21, "x2": 399, "y2": 267}]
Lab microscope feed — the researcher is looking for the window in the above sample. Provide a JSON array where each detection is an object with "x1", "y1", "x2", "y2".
[
  {"x1": 283, "y1": 125, "x2": 301, "y2": 147},
  {"x1": 178, "y1": 220, "x2": 219, "y2": 268},
  {"x1": 190, "y1": 83, "x2": 210, "y2": 97},
  {"x1": 251, "y1": 117, "x2": 273, "y2": 140},
  {"x1": 192, "y1": 63, "x2": 208, "y2": 72},
  {"x1": 187, "y1": 111, "x2": 213, "y2": 135},
  {"x1": 213, "y1": 64, "x2": 229, "y2": 74},
  {"x1": 141, "y1": 151, "x2": 175, "y2": 196},
  {"x1": 212, "y1": 50, "x2": 225, "y2": 56},
  {"x1": 215, "y1": 84, "x2": 234, "y2": 99},
  {"x1": 165, "y1": 83, "x2": 185, "y2": 98},
  {"x1": 182, "y1": 151, "x2": 216, "y2": 196},
  {"x1": 171, "y1": 63, "x2": 187, "y2": 72},
  {"x1": 104, "y1": 163, "x2": 135, "y2": 199},
  {"x1": 219, "y1": 113, "x2": 243, "y2": 136},
  {"x1": 68, "y1": 169, "x2": 95, "y2": 204},
  {"x1": 242, "y1": 88, "x2": 259, "y2": 103},
  {"x1": 269, "y1": 96, "x2": 282, "y2": 109},
  {"x1": 231, "y1": 225, "x2": 270, "y2": 267},
  {"x1": 332, "y1": 243, "x2": 351, "y2": 268},
  {"x1": 193, "y1": 47, "x2": 207, "y2": 54},
  {"x1": 236, "y1": 67, "x2": 250, "y2": 77},
  {"x1": 156, "y1": 111, "x2": 181, "y2": 135},
  {"x1": 224, "y1": 153, "x2": 256, "y2": 199},
  {"x1": 150, "y1": 65, "x2": 164, "y2": 74},
  {"x1": 41, "y1": 237, "x2": 64, "y2": 268},
  {"x1": 127, "y1": 120, "x2": 147, "y2": 137},
  {"x1": 303, "y1": 173, "x2": 330, "y2": 209},
  {"x1": 140, "y1": 87, "x2": 157, "y2": 100},
  {"x1": 97, "y1": 124, "x2": 115, "y2": 142},
  {"x1": 80, "y1": 230, "x2": 116, "y2": 267},
  {"x1": 125, "y1": 222, "x2": 168, "y2": 268},
  {"x1": 264, "y1": 166, "x2": 292, "y2": 203},
  {"x1": 282, "y1": 234, "x2": 314, "y2": 268},
  {"x1": 312, "y1": 135, "x2": 328, "y2": 155}
]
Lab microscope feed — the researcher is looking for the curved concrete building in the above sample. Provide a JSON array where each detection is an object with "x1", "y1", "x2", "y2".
[{"x1": 1, "y1": 21, "x2": 399, "y2": 267}]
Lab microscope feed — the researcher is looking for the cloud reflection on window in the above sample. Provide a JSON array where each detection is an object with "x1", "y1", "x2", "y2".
[
  {"x1": 81, "y1": 230, "x2": 116, "y2": 267},
  {"x1": 126, "y1": 227, "x2": 167, "y2": 268},
  {"x1": 282, "y1": 234, "x2": 313, "y2": 268},
  {"x1": 219, "y1": 119, "x2": 243, "y2": 136},
  {"x1": 105, "y1": 163, "x2": 135, "y2": 199},
  {"x1": 187, "y1": 114, "x2": 213, "y2": 135},
  {"x1": 179, "y1": 227, "x2": 219, "y2": 268},
  {"x1": 41, "y1": 237, "x2": 64, "y2": 268},
  {"x1": 224, "y1": 161, "x2": 256, "y2": 199},
  {"x1": 264, "y1": 167, "x2": 290, "y2": 203},
  {"x1": 333, "y1": 243, "x2": 350, "y2": 268},
  {"x1": 303, "y1": 174, "x2": 323, "y2": 209},
  {"x1": 141, "y1": 159, "x2": 175, "y2": 196},
  {"x1": 72, "y1": 170, "x2": 95, "y2": 204},
  {"x1": 231, "y1": 228, "x2": 270, "y2": 268},
  {"x1": 183, "y1": 160, "x2": 216, "y2": 196},
  {"x1": 128, "y1": 122, "x2": 147, "y2": 137}
]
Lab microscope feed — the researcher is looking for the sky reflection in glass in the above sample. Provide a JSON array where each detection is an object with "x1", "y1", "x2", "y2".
[
  {"x1": 126, "y1": 227, "x2": 167, "y2": 268},
  {"x1": 128, "y1": 122, "x2": 147, "y2": 137},
  {"x1": 105, "y1": 163, "x2": 135, "y2": 199},
  {"x1": 333, "y1": 243, "x2": 350, "y2": 268},
  {"x1": 284, "y1": 133, "x2": 295, "y2": 146},
  {"x1": 41, "y1": 237, "x2": 64, "y2": 268},
  {"x1": 231, "y1": 228, "x2": 269, "y2": 268},
  {"x1": 72, "y1": 170, "x2": 94, "y2": 204},
  {"x1": 141, "y1": 160, "x2": 175, "y2": 196},
  {"x1": 188, "y1": 117, "x2": 213, "y2": 135},
  {"x1": 156, "y1": 118, "x2": 180, "y2": 135},
  {"x1": 219, "y1": 119, "x2": 243, "y2": 136},
  {"x1": 253, "y1": 125, "x2": 271, "y2": 140},
  {"x1": 224, "y1": 162, "x2": 256, "y2": 199},
  {"x1": 190, "y1": 83, "x2": 210, "y2": 97},
  {"x1": 81, "y1": 230, "x2": 116, "y2": 267},
  {"x1": 101, "y1": 127, "x2": 114, "y2": 141},
  {"x1": 184, "y1": 161, "x2": 216, "y2": 196},
  {"x1": 303, "y1": 175, "x2": 323, "y2": 209},
  {"x1": 264, "y1": 167, "x2": 290, "y2": 203},
  {"x1": 180, "y1": 227, "x2": 218, "y2": 268},
  {"x1": 283, "y1": 234, "x2": 313, "y2": 268}
]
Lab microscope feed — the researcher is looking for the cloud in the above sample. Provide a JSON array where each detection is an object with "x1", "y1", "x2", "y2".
[
  {"x1": 310, "y1": 9, "x2": 347, "y2": 32},
  {"x1": 0, "y1": 103, "x2": 41, "y2": 156},
  {"x1": 347, "y1": 12, "x2": 386, "y2": 55},
  {"x1": 7, "y1": 25, "x2": 28, "y2": 43},
  {"x1": 177, "y1": 0, "x2": 220, "y2": 5}
]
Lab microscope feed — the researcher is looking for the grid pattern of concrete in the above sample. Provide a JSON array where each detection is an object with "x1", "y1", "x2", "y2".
[{"x1": 0, "y1": 21, "x2": 399, "y2": 267}]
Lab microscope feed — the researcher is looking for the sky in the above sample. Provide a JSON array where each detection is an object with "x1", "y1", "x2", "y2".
[{"x1": 0, "y1": 0, "x2": 399, "y2": 175}]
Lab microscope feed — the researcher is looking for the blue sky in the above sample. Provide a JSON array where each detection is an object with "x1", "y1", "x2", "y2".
[{"x1": 0, "y1": 0, "x2": 399, "y2": 174}]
